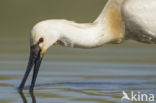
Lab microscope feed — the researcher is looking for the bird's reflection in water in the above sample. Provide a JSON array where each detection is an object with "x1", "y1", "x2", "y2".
[{"x1": 18, "y1": 91, "x2": 36, "y2": 103}]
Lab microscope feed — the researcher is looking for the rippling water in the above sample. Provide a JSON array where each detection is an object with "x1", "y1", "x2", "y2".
[{"x1": 0, "y1": 37, "x2": 156, "y2": 103}]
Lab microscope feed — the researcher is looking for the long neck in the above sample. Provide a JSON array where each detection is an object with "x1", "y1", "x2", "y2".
[
  {"x1": 59, "y1": 21, "x2": 103, "y2": 48},
  {"x1": 59, "y1": 0, "x2": 125, "y2": 48},
  {"x1": 94, "y1": 0, "x2": 125, "y2": 43}
]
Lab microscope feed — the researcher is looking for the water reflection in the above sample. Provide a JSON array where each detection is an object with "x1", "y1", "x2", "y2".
[
  {"x1": 16, "y1": 81, "x2": 156, "y2": 103},
  {"x1": 18, "y1": 91, "x2": 36, "y2": 103},
  {"x1": 0, "y1": 37, "x2": 156, "y2": 103}
]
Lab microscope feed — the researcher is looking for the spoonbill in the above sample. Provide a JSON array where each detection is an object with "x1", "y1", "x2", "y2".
[{"x1": 18, "y1": 0, "x2": 156, "y2": 91}]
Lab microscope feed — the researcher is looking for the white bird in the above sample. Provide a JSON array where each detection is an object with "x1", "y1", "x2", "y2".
[{"x1": 18, "y1": 0, "x2": 156, "y2": 91}]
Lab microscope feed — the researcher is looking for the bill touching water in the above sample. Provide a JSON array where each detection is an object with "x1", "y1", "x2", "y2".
[
  {"x1": 0, "y1": 0, "x2": 156, "y2": 103},
  {"x1": 0, "y1": 37, "x2": 156, "y2": 103}
]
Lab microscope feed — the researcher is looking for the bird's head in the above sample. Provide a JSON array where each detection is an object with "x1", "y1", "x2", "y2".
[
  {"x1": 31, "y1": 21, "x2": 61, "y2": 54},
  {"x1": 18, "y1": 21, "x2": 61, "y2": 91}
]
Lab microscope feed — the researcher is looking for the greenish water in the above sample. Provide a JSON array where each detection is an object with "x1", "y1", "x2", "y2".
[
  {"x1": 0, "y1": 0, "x2": 156, "y2": 103},
  {"x1": 0, "y1": 37, "x2": 156, "y2": 103}
]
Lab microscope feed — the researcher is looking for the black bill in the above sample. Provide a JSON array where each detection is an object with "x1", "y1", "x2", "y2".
[{"x1": 18, "y1": 44, "x2": 44, "y2": 92}]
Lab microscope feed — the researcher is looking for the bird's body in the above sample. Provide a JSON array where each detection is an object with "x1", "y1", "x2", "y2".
[
  {"x1": 122, "y1": 0, "x2": 156, "y2": 43},
  {"x1": 32, "y1": 0, "x2": 156, "y2": 51},
  {"x1": 19, "y1": 0, "x2": 156, "y2": 91}
]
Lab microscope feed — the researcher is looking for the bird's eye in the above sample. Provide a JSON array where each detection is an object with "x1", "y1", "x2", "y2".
[{"x1": 39, "y1": 37, "x2": 44, "y2": 43}]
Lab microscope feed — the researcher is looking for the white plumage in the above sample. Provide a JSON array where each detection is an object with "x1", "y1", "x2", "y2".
[
  {"x1": 19, "y1": 0, "x2": 156, "y2": 91},
  {"x1": 31, "y1": 0, "x2": 156, "y2": 53},
  {"x1": 122, "y1": 0, "x2": 156, "y2": 43}
]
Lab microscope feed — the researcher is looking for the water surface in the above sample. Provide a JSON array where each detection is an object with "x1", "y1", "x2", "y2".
[
  {"x1": 0, "y1": 37, "x2": 156, "y2": 103},
  {"x1": 1, "y1": 0, "x2": 156, "y2": 102}
]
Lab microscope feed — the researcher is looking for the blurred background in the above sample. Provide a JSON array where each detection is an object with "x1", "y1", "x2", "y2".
[
  {"x1": 0, "y1": 0, "x2": 156, "y2": 103},
  {"x1": 0, "y1": 0, "x2": 106, "y2": 37}
]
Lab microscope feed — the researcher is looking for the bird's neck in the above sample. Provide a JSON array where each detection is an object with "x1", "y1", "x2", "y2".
[
  {"x1": 94, "y1": 0, "x2": 125, "y2": 43},
  {"x1": 58, "y1": 21, "x2": 104, "y2": 48},
  {"x1": 58, "y1": 21, "x2": 122, "y2": 49},
  {"x1": 58, "y1": 0, "x2": 125, "y2": 48}
]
